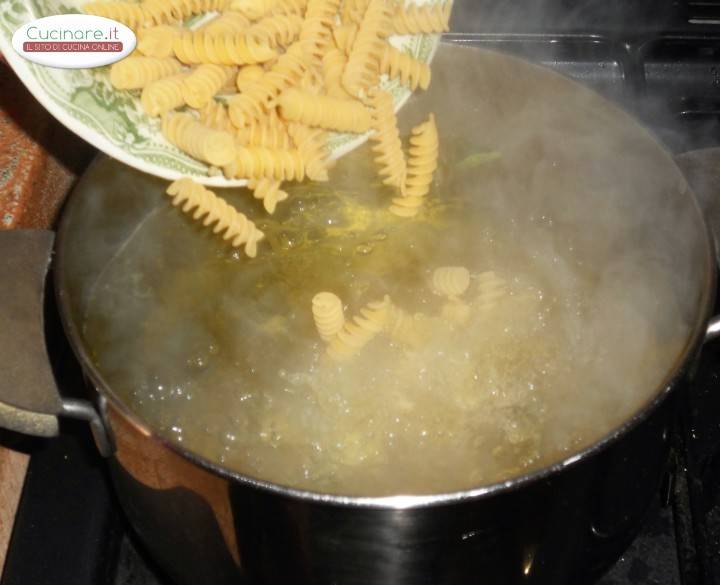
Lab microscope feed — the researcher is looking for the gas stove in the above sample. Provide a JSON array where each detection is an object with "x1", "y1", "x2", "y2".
[{"x1": 5, "y1": 3, "x2": 720, "y2": 584}]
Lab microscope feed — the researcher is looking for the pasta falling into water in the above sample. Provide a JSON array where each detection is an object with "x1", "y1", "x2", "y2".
[
  {"x1": 368, "y1": 88, "x2": 406, "y2": 189},
  {"x1": 248, "y1": 178, "x2": 289, "y2": 214},
  {"x1": 390, "y1": 113, "x2": 439, "y2": 218},
  {"x1": 83, "y1": 0, "x2": 454, "y2": 258},
  {"x1": 166, "y1": 178, "x2": 265, "y2": 256}
]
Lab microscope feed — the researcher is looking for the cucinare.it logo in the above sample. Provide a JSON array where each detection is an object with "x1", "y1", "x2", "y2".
[{"x1": 12, "y1": 14, "x2": 136, "y2": 68}]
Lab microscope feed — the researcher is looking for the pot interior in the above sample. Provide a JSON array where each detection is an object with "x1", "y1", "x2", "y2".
[{"x1": 56, "y1": 44, "x2": 713, "y2": 497}]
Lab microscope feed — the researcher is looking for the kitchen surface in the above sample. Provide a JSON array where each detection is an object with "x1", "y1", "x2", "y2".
[{"x1": 4, "y1": 1, "x2": 720, "y2": 584}]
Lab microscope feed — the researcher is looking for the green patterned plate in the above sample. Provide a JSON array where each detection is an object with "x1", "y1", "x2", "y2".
[{"x1": 0, "y1": 0, "x2": 440, "y2": 187}]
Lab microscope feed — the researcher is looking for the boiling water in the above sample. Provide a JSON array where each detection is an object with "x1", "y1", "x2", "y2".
[
  {"x1": 77, "y1": 47, "x2": 707, "y2": 496},
  {"x1": 82, "y1": 144, "x2": 693, "y2": 497}
]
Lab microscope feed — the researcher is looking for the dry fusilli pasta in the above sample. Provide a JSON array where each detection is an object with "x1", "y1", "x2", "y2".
[
  {"x1": 182, "y1": 64, "x2": 236, "y2": 108},
  {"x1": 229, "y1": 0, "x2": 278, "y2": 19},
  {"x1": 312, "y1": 292, "x2": 346, "y2": 342},
  {"x1": 83, "y1": 2, "x2": 146, "y2": 29},
  {"x1": 227, "y1": 42, "x2": 307, "y2": 127},
  {"x1": 236, "y1": 114, "x2": 293, "y2": 148},
  {"x1": 392, "y1": 1, "x2": 452, "y2": 35},
  {"x1": 162, "y1": 112, "x2": 236, "y2": 166},
  {"x1": 432, "y1": 266, "x2": 470, "y2": 298},
  {"x1": 287, "y1": 123, "x2": 330, "y2": 181},
  {"x1": 248, "y1": 13, "x2": 303, "y2": 47},
  {"x1": 222, "y1": 145, "x2": 306, "y2": 180},
  {"x1": 333, "y1": 22, "x2": 358, "y2": 54},
  {"x1": 380, "y1": 43, "x2": 431, "y2": 91},
  {"x1": 248, "y1": 179, "x2": 289, "y2": 213},
  {"x1": 198, "y1": 99, "x2": 233, "y2": 131},
  {"x1": 110, "y1": 56, "x2": 183, "y2": 90},
  {"x1": 201, "y1": 11, "x2": 251, "y2": 34},
  {"x1": 272, "y1": 0, "x2": 308, "y2": 15},
  {"x1": 342, "y1": 0, "x2": 393, "y2": 97},
  {"x1": 137, "y1": 25, "x2": 182, "y2": 58},
  {"x1": 166, "y1": 178, "x2": 265, "y2": 256},
  {"x1": 299, "y1": 0, "x2": 342, "y2": 65},
  {"x1": 327, "y1": 296, "x2": 391, "y2": 361},
  {"x1": 368, "y1": 88, "x2": 405, "y2": 189},
  {"x1": 141, "y1": 73, "x2": 189, "y2": 116},
  {"x1": 236, "y1": 65, "x2": 266, "y2": 92},
  {"x1": 322, "y1": 49, "x2": 352, "y2": 98},
  {"x1": 340, "y1": 0, "x2": 369, "y2": 24},
  {"x1": 141, "y1": 0, "x2": 231, "y2": 26},
  {"x1": 279, "y1": 88, "x2": 372, "y2": 133},
  {"x1": 390, "y1": 113, "x2": 438, "y2": 217},
  {"x1": 173, "y1": 30, "x2": 278, "y2": 65}
]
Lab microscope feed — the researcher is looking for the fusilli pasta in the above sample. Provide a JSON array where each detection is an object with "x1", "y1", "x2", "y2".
[
  {"x1": 248, "y1": 178, "x2": 289, "y2": 213},
  {"x1": 386, "y1": 302, "x2": 430, "y2": 348},
  {"x1": 83, "y1": 1, "x2": 146, "y2": 29},
  {"x1": 272, "y1": 0, "x2": 308, "y2": 15},
  {"x1": 368, "y1": 88, "x2": 405, "y2": 189},
  {"x1": 327, "y1": 295, "x2": 391, "y2": 361},
  {"x1": 342, "y1": 0, "x2": 393, "y2": 97},
  {"x1": 474, "y1": 271, "x2": 507, "y2": 312},
  {"x1": 248, "y1": 13, "x2": 303, "y2": 47},
  {"x1": 137, "y1": 25, "x2": 182, "y2": 58},
  {"x1": 236, "y1": 114, "x2": 293, "y2": 148},
  {"x1": 227, "y1": 42, "x2": 307, "y2": 127},
  {"x1": 229, "y1": 0, "x2": 277, "y2": 19},
  {"x1": 201, "y1": 11, "x2": 251, "y2": 34},
  {"x1": 287, "y1": 123, "x2": 330, "y2": 181},
  {"x1": 141, "y1": 73, "x2": 189, "y2": 116},
  {"x1": 441, "y1": 300, "x2": 471, "y2": 325},
  {"x1": 278, "y1": 88, "x2": 372, "y2": 133},
  {"x1": 322, "y1": 49, "x2": 351, "y2": 98},
  {"x1": 110, "y1": 56, "x2": 183, "y2": 90},
  {"x1": 380, "y1": 43, "x2": 431, "y2": 91},
  {"x1": 392, "y1": 1, "x2": 452, "y2": 35},
  {"x1": 161, "y1": 112, "x2": 236, "y2": 166},
  {"x1": 173, "y1": 30, "x2": 278, "y2": 65},
  {"x1": 299, "y1": 0, "x2": 342, "y2": 64},
  {"x1": 182, "y1": 64, "x2": 236, "y2": 108},
  {"x1": 222, "y1": 145, "x2": 306, "y2": 180},
  {"x1": 235, "y1": 65, "x2": 266, "y2": 91},
  {"x1": 142, "y1": 0, "x2": 231, "y2": 26},
  {"x1": 432, "y1": 266, "x2": 470, "y2": 298},
  {"x1": 340, "y1": 0, "x2": 369, "y2": 24},
  {"x1": 312, "y1": 292, "x2": 345, "y2": 342},
  {"x1": 333, "y1": 22, "x2": 358, "y2": 54},
  {"x1": 390, "y1": 113, "x2": 438, "y2": 217},
  {"x1": 166, "y1": 178, "x2": 265, "y2": 256},
  {"x1": 198, "y1": 99, "x2": 233, "y2": 131}
]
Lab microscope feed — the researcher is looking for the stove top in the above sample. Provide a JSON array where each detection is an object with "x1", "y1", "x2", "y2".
[{"x1": 5, "y1": 5, "x2": 720, "y2": 584}]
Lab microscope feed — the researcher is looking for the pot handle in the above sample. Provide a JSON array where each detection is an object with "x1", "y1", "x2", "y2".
[{"x1": 0, "y1": 230, "x2": 113, "y2": 455}]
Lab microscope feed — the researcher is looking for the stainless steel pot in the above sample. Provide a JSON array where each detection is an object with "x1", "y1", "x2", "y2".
[{"x1": 1, "y1": 43, "x2": 718, "y2": 585}]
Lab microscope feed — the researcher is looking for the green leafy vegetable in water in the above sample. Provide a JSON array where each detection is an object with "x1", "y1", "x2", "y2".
[{"x1": 456, "y1": 151, "x2": 502, "y2": 170}]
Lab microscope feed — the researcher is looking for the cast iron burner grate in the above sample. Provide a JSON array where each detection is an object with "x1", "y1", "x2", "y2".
[{"x1": 5, "y1": 18, "x2": 720, "y2": 585}]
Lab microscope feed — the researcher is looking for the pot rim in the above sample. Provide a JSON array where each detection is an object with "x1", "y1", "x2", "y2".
[{"x1": 53, "y1": 51, "x2": 718, "y2": 509}]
